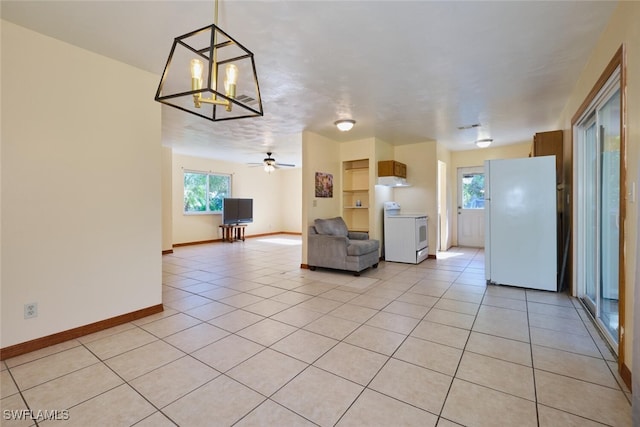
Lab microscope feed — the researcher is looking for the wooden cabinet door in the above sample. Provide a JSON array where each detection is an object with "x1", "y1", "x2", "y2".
[
  {"x1": 394, "y1": 162, "x2": 407, "y2": 178},
  {"x1": 378, "y1": 160, "x2": 407, "y2": 178},
  {"x1": 533, "y1": 130, "x2": 563, "y2": 184}
]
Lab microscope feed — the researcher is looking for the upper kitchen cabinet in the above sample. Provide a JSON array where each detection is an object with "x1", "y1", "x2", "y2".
[
  {"x1": 378, "y1": 160, "x2": 407, "y2": 178},
  {"x1": 532, "y1": 130, "x2": 563, "y2": 184}
]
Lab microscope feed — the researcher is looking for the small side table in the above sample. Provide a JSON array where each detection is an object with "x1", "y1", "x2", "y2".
[{"x1": 219, "y1": 224, "x2": 247, "y2": 242}]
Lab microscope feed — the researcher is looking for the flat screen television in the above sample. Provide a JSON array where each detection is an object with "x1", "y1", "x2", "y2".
[{"x1": 222, "y1": 198, "x2": 253, "y2": 225}]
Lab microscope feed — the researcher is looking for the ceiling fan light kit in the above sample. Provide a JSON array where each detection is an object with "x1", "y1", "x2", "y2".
[
  {"x1": 335, "y1": 119, "x2": 356, "y2": 132},
  {"x1": 155, "y1": 0, "x2": 263, "y2": 122},
  {"x1": 248, "y1": 152, "x2": 295, "y2": 173},
  {"x1": 263, "y1": 156, "x2": 276, "y2": 173}
]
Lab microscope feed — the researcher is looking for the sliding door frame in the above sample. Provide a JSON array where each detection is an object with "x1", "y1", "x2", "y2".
[{"x1": 571, "y1": 45, "x2": 627, "y2": 380}]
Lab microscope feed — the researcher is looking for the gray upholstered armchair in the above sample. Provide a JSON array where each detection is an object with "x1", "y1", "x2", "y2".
[{"x1": 307, "y1": 217, "x2": 380, "y2": 276}]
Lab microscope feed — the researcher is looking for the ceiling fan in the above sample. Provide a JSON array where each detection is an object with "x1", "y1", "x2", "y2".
[{"x1": 248, "y1": 152, "x2": 295, "y2": 172}]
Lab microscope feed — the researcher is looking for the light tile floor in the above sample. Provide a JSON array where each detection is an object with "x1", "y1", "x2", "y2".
[{"x1": 0, "y1": 235, "x2": 632, "y2": 426}]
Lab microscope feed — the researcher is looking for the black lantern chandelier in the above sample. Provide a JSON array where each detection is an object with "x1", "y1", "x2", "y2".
[{"x1": 155, "y1": 0, "x2": 263, "y2": 122}]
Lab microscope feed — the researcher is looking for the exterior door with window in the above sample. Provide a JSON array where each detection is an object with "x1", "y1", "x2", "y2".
[{"x1": 457, "y1": 167, "x2": 485, "y2": 247}]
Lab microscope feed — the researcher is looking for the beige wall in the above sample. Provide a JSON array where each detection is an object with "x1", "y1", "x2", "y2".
[
  {"x1": 171, "y1": 152, "x2": 302, "y2": 244},
  {"x1": 449, "y1": 142, "x2": 532, "y2": 245},
  {"x1": 161, "y1": 146, "x2": 173, "y2": 252},
  {"x1": 1, "y1": 21, "x2": 162, "y2": 348},
  {"x1": 279, "y1": 167, "x2": 303, "y2": 233},
  {"x1": 557, "y1": 1, "x2": 639, "y2": 373},
  {"x1": 0, "y1": 21, "x2": 4, "y2": 329},
  {"x1": 437, "y1": 144, "x2": 453, "y2": 251},
  {"x1": 374, "y1": 139, "x2": 395, "y2": 255},
  {"x1": 301, "y1": 131, "x2": 341, "y2": 264},
  {"x1": 393, "y1": 142, "x2": 439, "y2": 255},
  {"x1": 450, "y1": 142, "x2": 531, "y2": 170}
]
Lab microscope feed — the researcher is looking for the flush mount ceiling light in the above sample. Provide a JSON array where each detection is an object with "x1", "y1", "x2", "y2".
[
  {"x1": 475, "y1": 138, "x2": 493, "y2": 148},
  {"x1": 335, "y1": 119, "x2": 356, "y2": 132},
  {"x1": 155, "y1": 0, "x2": 263, "y2": 122}
]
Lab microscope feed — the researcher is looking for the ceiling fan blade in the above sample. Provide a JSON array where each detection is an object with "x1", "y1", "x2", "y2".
[{"x1": 276, "y1": 163, "x2": 296, "y2": 167}]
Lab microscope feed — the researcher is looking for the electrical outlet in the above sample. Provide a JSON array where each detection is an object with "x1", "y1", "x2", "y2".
[{"x1": 24, "y1": 303, "x2": 38, "y2": 319}]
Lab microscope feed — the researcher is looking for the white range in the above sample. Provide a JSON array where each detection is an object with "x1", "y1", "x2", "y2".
[{"x1": 383, "y1": 202, "x2": 429, "y2": 264}]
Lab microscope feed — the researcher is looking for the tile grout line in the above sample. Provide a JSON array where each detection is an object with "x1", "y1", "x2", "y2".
[
  {"x1": 4, "y1": 366, "x2": 41, "y2": 427},
  {"x1": 10, "y1": 242, "x2": 630, "y2": 425},
  {"x1": 219, "y1": 273, "x2": 389, "y2": 425},
  {"x1": 199, "y1": 269, "x2": 400, "y2": 425},
  {"x1": 571, "y1": 298, "x2": 631, "y2": 402},
  {"x1": 77, "y1": 330, "x2": 188, "y2": 427},
  {"x1": 524, "y1": 290, "x2": 541, "y2": 427},
  {"x1": 123, "y1": 246, "x2": 318, "y2": 424},
  {"x1": 249, "y1": 258, "x2": 471, "y2": 425},
  {"x1": 525, "y1": 289, "x2": 632, "y2": 425},
  {"x1": 331, "y1": 272, "x2": 444, "y2": 426},
  {"x1": 434, "y1": 251, "x2": 488, "y2": 425}
]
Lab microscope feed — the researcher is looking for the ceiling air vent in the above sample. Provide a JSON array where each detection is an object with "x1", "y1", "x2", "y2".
[
  {"x1": 236, "y1": 94, "x2": 257, "y2": 105},
  {"x1": 457, "y1": 123, "x2": 481, "y2": 130}
]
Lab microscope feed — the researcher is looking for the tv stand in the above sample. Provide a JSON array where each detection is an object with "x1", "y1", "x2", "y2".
[{"x1": 219, "y1": 224, "x2": 246, "y2": 243}]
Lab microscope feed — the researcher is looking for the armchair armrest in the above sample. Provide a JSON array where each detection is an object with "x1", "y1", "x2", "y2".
[
  {"x1": 348, "y1": 231, "x2": 369, "y2": 240},
  {"x1": 308, "y1": 233, "x2": 349, "y2": 268}
]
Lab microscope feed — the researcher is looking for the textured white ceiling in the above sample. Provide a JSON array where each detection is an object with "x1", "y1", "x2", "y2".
[{"x1": 1, "y1": 1, "x2": 617, "y2": 168}]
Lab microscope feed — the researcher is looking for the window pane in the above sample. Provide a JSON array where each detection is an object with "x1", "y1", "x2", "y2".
[
  {"x1": 208, "y1": 174, "x2": 230, "y2": 212},
  {"x1": 584, "y1": 121, "x2": 598, "y2": 306},
  {"x1": 462, "y1": 173, "x2": 485, "y2": 209},
  {"x1": 598, "y1": 87, "x2": 620, "y2": 342},
  {"x1": 184, "y1": 172, "x2": 207, "y2": 212}
]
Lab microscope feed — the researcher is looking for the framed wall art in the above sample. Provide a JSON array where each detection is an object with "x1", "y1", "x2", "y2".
[{"x1": 315, "y1": 172, "x2": 333, "y2": 198}]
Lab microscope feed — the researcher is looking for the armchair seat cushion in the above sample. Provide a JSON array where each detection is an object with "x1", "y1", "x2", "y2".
[{"x1": 347, "y1": 239, "x2": 379, "y2": 256}]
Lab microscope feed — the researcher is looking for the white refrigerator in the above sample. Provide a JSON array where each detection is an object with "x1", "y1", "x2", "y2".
[{"x1": 484, "y1": 156, "x2": 557, "y2": 291}]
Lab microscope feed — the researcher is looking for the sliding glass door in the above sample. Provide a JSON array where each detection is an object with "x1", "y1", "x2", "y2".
[{"x1": 575, "y1": 70, "x2": 621, "y2": 350}]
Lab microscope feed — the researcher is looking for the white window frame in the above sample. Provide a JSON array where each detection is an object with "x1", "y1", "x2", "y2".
[{"x1": 183, "y1": 170, "x2": 232, "y2": 215}]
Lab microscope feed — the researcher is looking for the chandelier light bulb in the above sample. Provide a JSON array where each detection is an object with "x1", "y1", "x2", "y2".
[
  {"x1": 190, "y1": 59, "x2": 204, "y2": 106},
  {"x1": 224, "y1": 64, "x2": 239, "y2": 97},
  {"x1": 190, "y1": 59, "x2": 204, "y2": 81}
]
